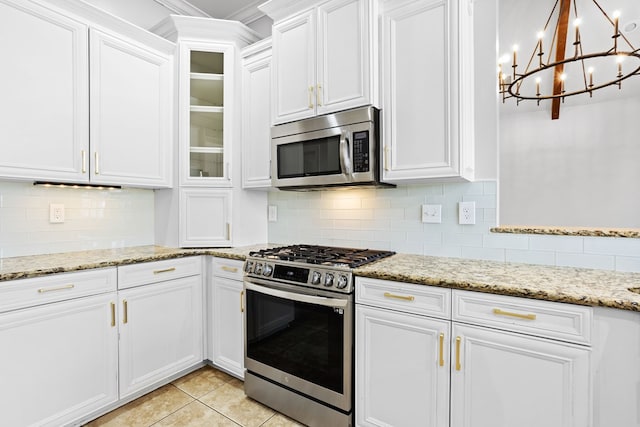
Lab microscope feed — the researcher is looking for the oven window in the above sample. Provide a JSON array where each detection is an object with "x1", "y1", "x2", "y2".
[
  {"x1": 277, "y1": 136, "x2": 341, "y2": 178},
  {"x1": 246, "y1": 288, "x2": 345, "y2": 394}
]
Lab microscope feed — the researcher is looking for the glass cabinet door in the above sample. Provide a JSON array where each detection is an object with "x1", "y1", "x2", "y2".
[{"x1": 181, "y1": 45, "x2": 233, "y2": 186}]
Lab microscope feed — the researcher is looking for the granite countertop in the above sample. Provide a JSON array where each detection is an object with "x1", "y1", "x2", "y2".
[
  {"x1": 0, "y1": 245, "x2": 271, "y2": 282},
  {"x1": 354, "y1": 254, "x2": 640, "y2": 312},
  {"x1": 2, "y1": 245, "x2": 640, "y2": 312}
]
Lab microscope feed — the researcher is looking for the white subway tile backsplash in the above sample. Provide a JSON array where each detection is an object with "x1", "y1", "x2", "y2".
[
  {"x1": 615, "y1": 256, "x2": 640, "y2": 273},
  {"x1": 529, "y1": 235, "x2": 584, "y2": 253},
  {"x1": 483, "y1": 233, "x2": 529, "y2": 250},
  {"x1": 556, "y1": 253, "x2": 615, "y2": 270},
  {"x1": 506, "y1": 249, "x2": 556, "y2": 266},
  {"x1": 267, "y1": 181, "x2": 638, "y2": 272},
  {"x1": 0, "y1": 182, "x2": 153, "y2": 258}
]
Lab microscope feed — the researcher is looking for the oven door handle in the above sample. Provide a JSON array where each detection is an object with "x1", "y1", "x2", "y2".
[{"x1": 244, "y1": 281, "x2": 349, "y2": 309}]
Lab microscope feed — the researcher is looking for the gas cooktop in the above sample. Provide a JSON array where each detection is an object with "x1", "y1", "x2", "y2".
[
  {"x1": 244, "y1": 245, "x2": 395, "y2": 294},
  {"x1": 248, "y1": 244, "x2": 395, "y2": 268}
]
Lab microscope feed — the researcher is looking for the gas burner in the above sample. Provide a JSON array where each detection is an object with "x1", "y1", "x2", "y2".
[{"x1": 248, "y1": 245, "x2": 395, "y2": 268}]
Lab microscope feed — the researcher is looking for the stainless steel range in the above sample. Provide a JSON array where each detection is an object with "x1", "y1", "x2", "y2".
[{"x1": 243, "y1": 245, "x2": 395, "y2": 427}]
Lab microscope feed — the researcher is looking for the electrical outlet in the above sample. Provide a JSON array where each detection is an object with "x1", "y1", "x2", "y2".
[
  {"x1": 421, "y1": 204, "x2": 442, "y2": 223},
  {"x1": 49, "y1": 204, "x2": 65, "y2": 224},
  {"x1": 458, "y1": 201, "x2": 476, "y2": 225}
]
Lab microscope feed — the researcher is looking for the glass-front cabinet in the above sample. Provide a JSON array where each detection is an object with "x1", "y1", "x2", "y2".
[{"x1": 180, "y1": 43, "x2": 234, "y2": 186}]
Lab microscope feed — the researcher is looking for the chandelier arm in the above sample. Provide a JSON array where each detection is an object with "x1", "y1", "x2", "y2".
[{"x1": 591, "y1": 0, "x2": 636, "y2": 51}]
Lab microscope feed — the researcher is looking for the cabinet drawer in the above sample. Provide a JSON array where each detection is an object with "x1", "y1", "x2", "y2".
[
  {"x1": 0, "y1": 268, "x2": 116, "y2": 313},
  {"x1": 118, "y1": 256, "x2": 202, "y2": 289},
  {"x1": 211, "y1": 258, "x2": 244, "y2": 281},
  {"x1": 452, "y1": 290, "x2": 592, "y2": 345},
  {"x1": 355, "y1": 277, "x2": 451, "y2": 319}
]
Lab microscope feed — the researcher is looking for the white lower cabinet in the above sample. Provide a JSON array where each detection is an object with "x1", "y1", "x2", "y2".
[
  {"x1": 117, "y1": 260, "x2": 203, "y2": 399},
  {"x1": 355, "y1": 278, "x2": 593, "y2": 427},
  {"x1": 450, "y1": 323, "x2": 590, "y2": 427},
  {"x1": 209, "y1": 257, "x2": 245, "y2": 378},
  {"x1": 0, "y1": 270, "x2": 118, "y2": 427},
  {"x1": 356, "y1": 304, "x2": 450, "y2": 427}
]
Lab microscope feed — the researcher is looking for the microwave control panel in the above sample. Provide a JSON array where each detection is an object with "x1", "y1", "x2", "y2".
[{"x1": 352, "y1": 130, "x2": 370, "y2": 173}]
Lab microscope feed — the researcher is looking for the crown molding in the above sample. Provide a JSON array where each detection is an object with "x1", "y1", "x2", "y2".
[
  {"x1": 224, "y1": 0, "x2": 264, "y2": 24},
  {"x1": 153, "y1": 0, "x2": 210, "y2": 18}
]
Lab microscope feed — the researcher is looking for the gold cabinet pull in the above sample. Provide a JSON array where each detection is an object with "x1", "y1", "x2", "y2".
[
  {"x1": 110, "y1": 302, "x2": 116, "y2": 327},
  {"x1": 308, "y1": 86, "x2": 314, "y2": 109},
  {"x1": 38, "y1": 284, "x2": 74, "y2": 293},
  {"x1": 455, "y1": 336, "x2": 462, "y2": 371},
  {"x1": 153, "y1": 267, "x2": 176, "y2": 274},
  {"x1": 492, "y1": 308, "x2": 536, "y2": 321},
  {"x1": 439, "y1": 333, "x2": 445, "y2": 367},
  {"x1": 384, "y1": 146, "x2": 390, "y2": 171},
  {"x1": 240, "y1": 290, "x2": 245, "y2": 313},
  {"x1": 383, "y1": 292, "x2": 415, "y2": 302},
  {"x1": 221, "y1": 266, "x2": 238, "y2": 273},
  {"x1": 123, "y1": 299, "x2": 128, "y2": 324},
  {"x1": 94, "y1": 152, "x2": 100, "y2": 175},
  {"x1": 81, "y1": 150, "x2": 87, "y2": 173},
  {"x1": 227, "y1": 223, "x2": 231, "y2": 240},
  {"x1": 316, "y1": 84, "x2": 322, "y2": 106}
]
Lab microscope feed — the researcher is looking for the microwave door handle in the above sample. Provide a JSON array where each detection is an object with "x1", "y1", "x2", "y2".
[
  {"x1": 244, "y1": 281, "x2": 349, "y2": 309},
  {"x1": 339, "y1": 132, "x2": 353, "y2": 178}
]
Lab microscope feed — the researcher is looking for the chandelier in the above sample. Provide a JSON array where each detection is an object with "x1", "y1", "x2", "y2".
[{"x1": 498, "y1": 0, "x2": 640, "y2": 119}]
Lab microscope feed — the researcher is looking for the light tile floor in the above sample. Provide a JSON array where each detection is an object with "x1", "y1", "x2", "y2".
[{"x1": 85, "y1": 366, "x2": 304, "y2": 427}]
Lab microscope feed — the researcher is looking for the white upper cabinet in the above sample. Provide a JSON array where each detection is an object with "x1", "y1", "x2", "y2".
[
  {"x1": 0, "y1": 0, "x2": 174, "y2": 188},
  {"x1": 381, "y1": 0, "x2": 475, "y2": 182},
  {"x1": 0, "y1": 0, "x2": 88, "y2": 182},
  {"x1": 180, "y1": 42, "x2": 234, "y2": 187},
  {"x1": 268, "y1": 0, "x2": 377, "y2": 124},
  {"x1": 89, "y1": 29, "x2": 172, "y2": 188},
  {"x1": 241, "y1": 39, "x2": 272, "y2": 189}
]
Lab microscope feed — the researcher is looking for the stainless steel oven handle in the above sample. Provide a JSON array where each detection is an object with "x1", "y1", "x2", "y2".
[
  {"x1": 339, "y1": 131, "x2": 352, "y2": 178},
  {"x1": 245, "y1": 281, "x2": 349, "y2": 309}
]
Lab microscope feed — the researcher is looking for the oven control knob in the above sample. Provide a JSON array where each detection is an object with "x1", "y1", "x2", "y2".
[
  {"x1": 254, "y1": 262, "x2": 263, "y2": 275},
  {"x1": 263, "y1": 264, "x2": 273, "y2": 277},
  {"x1": 336, "y1": 275, "x2": 349, "y2": 289},
  {"x1": 324, "y1": 273, "x2": 335, "y2": 287},
  {"x1": 244, "y1": 261, "x2": 254, "y2": 273},
  {"x1": 311, "y1": 271, "x2": 322, "y2": 285}
]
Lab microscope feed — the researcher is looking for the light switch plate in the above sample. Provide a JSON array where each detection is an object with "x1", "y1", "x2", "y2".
[
  {"x1": 421, "y1": 204, "x2": 442, "y2": 223},
  {"x1": 268, "y1": 205, "x2": 278, "y2": 222}
]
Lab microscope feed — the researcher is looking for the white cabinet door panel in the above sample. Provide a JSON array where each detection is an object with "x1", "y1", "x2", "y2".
[
  {"x1": 450, "y1": 323, "x2": 591, "y2": 427},
  {"x1": 272, "y1": 11, "x2": 316, "y2": 123},
  {"x1": 89, "y1": 29, "x2": 172, "y2": 188},
  {"x1": 317, "y1": 0, "x2": 371, "y2": 114},
  {"x1": 180, "y1": 188, "x2": 232, "y2": 247},
  {"x1": 0, "y1": 293, "x2": 118, "y2": 427},
  {"x1": 356, "y1": 304, "x2": 450, "y2": 427},
  {"x1": 0, "y1": 0, "x2": 88, "y2": 182},
  {"x1": 118, "y1": 275, "x2": 203, "y2": 398},
  {"x1": 211, "y1": 276, "x2": 244, "y2": 378}
]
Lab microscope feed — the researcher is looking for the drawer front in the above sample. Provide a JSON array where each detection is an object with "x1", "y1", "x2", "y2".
[
  {"x1": 118, "y1": 256, "x2": 202, "y2": 289},
  {"x1": 355, "y1": 277, "x2": 451, "y2": 319},
  {"x1": 0, "y1": 268, "x2": 117, "y2": 313},
  {"x1": 452, "y1": 290, "x2": 592, "y2": 345},
  {"x1": 211, "y1": 258, "x2": 244, "y2": 281}
]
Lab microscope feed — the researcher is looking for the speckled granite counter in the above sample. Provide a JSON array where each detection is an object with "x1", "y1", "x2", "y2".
[
  {"x1": 3, "y1": 245, "x2": 640, "y2": 312},
  {"x1": 491, "y1": 225, "x2": 640, "y2": 238},
  {"x1": 0, "y1": 245, "x2": 271, "y2": 282},
  {"x1": 354, "y1": 254, "x2": 640, "y2": 312}
]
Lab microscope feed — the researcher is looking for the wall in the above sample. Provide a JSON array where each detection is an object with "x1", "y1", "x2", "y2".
[
  {"x1": 0, "y1": 182, "x2": 154, "y2": 258},
  {"x1": 267, "y1": 181, "x2": 640, "y2": 273},
  {"x1": 500, "y1": 96, "x2": 640, "y2": 228}
]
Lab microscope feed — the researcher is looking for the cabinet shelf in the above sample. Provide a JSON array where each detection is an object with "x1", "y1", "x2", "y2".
[
  {"x1": 190, "y1": 147, "x2": 223, "y2": 154},
  {"x1": 190, "y1": 72, "x2": 223, "y2": 81},
  {"x1": 190, "y1": 105, "x2": 223, "y2": 114}
]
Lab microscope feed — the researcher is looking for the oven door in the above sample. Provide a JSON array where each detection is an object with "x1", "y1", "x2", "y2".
[{"x1": 244, "y1": 279, "x2": 353, "y2": 412}]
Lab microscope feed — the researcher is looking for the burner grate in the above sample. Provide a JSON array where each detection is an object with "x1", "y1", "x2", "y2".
[{"x1": 249, "y1": 245, "x2": 394, "y2": 268}]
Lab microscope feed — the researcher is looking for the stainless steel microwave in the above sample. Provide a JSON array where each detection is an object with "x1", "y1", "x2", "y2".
[{"x1": 271, "y1": 106, "x2": 393, "y2": 190}]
